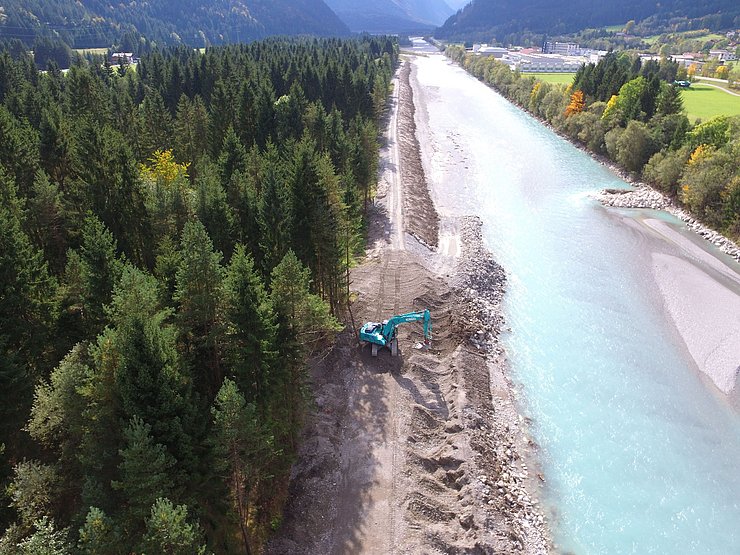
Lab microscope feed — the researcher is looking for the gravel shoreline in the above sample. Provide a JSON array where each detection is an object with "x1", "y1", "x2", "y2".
[
  {"x1": 452, "y1": 215, "x2": 551, "y2": 554},
  {"x1": 592, "y1": 186, "x2": 740, "y2": 263}
]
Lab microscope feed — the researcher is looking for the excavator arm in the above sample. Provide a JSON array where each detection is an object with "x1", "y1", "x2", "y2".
[{"x1": 382, "y1": 310, "x2": 431, "y2": 341}]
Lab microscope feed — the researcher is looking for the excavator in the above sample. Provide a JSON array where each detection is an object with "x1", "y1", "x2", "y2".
[{"x1": 359, "y1": 309, "x2": 432, "y2": 356}]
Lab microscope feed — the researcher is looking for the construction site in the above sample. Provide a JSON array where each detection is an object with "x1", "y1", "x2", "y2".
[{"x1": 266, "y1": 58, "x2": 549, "y2": 554}]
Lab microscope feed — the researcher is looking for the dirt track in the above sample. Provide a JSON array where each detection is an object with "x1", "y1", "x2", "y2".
[{"x1": 267, "y1": 59, "x2": 549, "y2": 554}]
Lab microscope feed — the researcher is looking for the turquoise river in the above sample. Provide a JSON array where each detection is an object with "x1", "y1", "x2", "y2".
[{"x1": 410, "y1": 45, "x2": 740, "y2": 554}]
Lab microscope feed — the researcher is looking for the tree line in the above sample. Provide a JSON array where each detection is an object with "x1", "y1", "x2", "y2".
[
  {"x1": 0, "y1": 35, "x2": 398, "y2": 553},
  {"x1": 446, "y1": 46, "x2": 740, "y2": 241},
  {"x1": 0, "y1": 0, "x2": 349, "y2": 50}
]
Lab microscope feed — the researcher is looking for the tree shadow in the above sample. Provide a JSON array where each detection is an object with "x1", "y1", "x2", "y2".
[{"x1": 266, "y1": 332, "x2": 396, "y2": 554}]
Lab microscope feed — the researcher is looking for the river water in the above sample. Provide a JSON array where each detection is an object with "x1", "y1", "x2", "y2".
[{"x1": 410, "y1": 46, "x2": 740, "y2": 554}]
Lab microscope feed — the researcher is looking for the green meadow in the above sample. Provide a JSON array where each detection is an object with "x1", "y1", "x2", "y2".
[
  {"x1": 681, "y1": 84, "x2": 740, "y2": 122},
  {"x1": 530, "y1": 72, "x2": 576, "y2": 85}
]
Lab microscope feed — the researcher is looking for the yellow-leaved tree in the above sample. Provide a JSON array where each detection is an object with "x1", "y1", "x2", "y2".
[
  {"x1": 140, "y1": 149, "x2": 190, "y2": 187},
  {"x1": 565, "y1": 89, "x2": 585, "y2": 116}
]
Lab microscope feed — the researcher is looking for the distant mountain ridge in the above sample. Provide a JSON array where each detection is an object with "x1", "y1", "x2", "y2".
[
  {"x1": 436, "y1": 0, "x2": 740, "y2": 41},
  {"x1": 326, "y1": 0, "x2": 454, "y2": 32},
  {"x1": 0, "y1": 0, "x2": 350, "y2": 48}
]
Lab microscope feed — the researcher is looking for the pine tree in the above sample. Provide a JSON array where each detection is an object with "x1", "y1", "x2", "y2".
[
  {"x1": 140, "y1": 499, "x2": 206, "y2": 555},
  {"x1": 17, "y1": 517, "x2": 72, "y2": 555},
  {"x1": 27, "y1": 345, "x2": 89, "y2": 484},
  {"x1": 78, "y1": 507, "x2": 118, "y2": 555},
  {"x1": 7, "y1": 461, "x2": 60, "y2": 534}
]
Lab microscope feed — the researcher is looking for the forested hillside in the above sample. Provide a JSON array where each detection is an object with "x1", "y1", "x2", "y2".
[
  {"x1": 436, "y1": 0, "x2": 740, "y2": 42},
  {"x1": 326, "y1": 0, "x2": 453, "y2": 32},
  {"x1": 0, "y1": 0, "x2": 349, "y2": 49},
  {"x1": 0, "y1": 35, "x2": 397, "y2": 553},
  {"x1": 446, "y1": 46, "x2": 740, "y2": 241}
]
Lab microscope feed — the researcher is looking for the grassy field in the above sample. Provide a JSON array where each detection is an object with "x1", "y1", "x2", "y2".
[
  {"x1": 681, "y1": 84, "x2": 740, "y2": 122},
  {"x1": 530, "y1": 72, "x2": 576, "y2": 85},
  {"x1": 643, "y1": 30, "x2": 724, "y2": 46},
  {"x1": 695, "y1": 77, "x2": 734, "y2": 93},
  {"x1": 73, "y1": 47, "x2": 108, "y2": 56}
]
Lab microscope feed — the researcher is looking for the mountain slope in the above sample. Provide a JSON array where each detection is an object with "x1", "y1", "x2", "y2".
[
  {"x1": 436, "y1": 0, "x2": 740, "y2": 41},
  {"x1": 0, "y1": 0, "x2": 350, "y2": 48},
  {"x1": 326, "y1": 0, "x2": 454, "y2": 32}
]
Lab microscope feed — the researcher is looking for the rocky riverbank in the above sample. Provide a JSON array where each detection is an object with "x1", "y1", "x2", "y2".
[
  {"x1": 593, "y1": 186, "x2": 740, "y2": 263},
  {"x1": 452, "y1": 215, "x2": 550, "y2": 554}
]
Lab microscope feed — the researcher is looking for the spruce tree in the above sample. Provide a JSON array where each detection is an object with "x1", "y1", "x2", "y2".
[
  {"x1": 77, "y1": 214, "x2": 123, "y2": 339},
  {"x1": 224, "y1": 245, "x2": 277, "y2": 405},
  {"x1": 210, "y1": 379, "x2": 273, "y2": 555},
  {"x1": 194, "y1": 162, "x2": 234, "y2": 258},
  {"x1": 26, "y1": 170, "x2": 67, "y2": 273},
  {"x1": 139, "y1": 89, "x2": 174, "y2": 156},
  {"x1": 174, "y1": 220, "x2": 226, "y2": 400},
  {"x1": 0, "y1": 169, "x2": 57, "y2": 450},
  {"x1": 111, "y1": 416, "x2": 175, "y2": 538},
  {"x1": 258, "y1": 144, "x2": 292, "y2": 274},
  {"x1": 106, "y1": 266, "x2": 196, "y2": 479}
]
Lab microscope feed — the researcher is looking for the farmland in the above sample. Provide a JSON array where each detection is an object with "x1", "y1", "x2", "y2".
[
  {"x1": 530, "y1": 72, "x2": 576, "y2": 85},
  {"x1": 681, "y1": 83, "x2": 740, "y2": 122}
]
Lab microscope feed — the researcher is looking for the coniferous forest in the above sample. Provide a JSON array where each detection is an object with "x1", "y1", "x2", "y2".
[{"x1": 0, "y1": 36, "x2": 398, "y2": 553}]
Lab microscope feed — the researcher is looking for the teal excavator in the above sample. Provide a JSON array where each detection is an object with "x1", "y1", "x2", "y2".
[{"x1": 359, "y1": 309, "x2": 432, "y2": 356}]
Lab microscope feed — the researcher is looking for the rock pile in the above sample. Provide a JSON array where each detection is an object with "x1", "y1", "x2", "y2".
[
  {"x1": 594, "y1": 186, "x2": 740, "y2": 263},
  {"x1": 454, "y1": 216, "x2": 506, "y2": 351},
  {"x1": 593, "y1": 185, "x2": 670, "y2": 210},
  {"x1": 453, "y1": 215, "x2": 550, "y2": 553}
]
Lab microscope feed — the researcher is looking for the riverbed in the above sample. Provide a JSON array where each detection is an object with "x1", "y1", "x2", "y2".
[{"x1": 409, "y1": 44, "x2": 740, "y2": 554}]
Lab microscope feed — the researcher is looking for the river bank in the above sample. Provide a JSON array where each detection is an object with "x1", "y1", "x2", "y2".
[
  {"x1": 438, "y1": 49, "x2": 740, "y2": 398},
  {"x1": 266, "y1": 59, "x2": 550, "y2": 553},
  {"x1": 408, "y1": 45, "x2": 740, "y2": 553}
]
